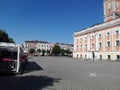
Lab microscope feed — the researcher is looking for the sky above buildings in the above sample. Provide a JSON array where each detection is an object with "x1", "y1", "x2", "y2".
[{"x1": 0, "y1": 0, "x2": 103, "y2": 44}]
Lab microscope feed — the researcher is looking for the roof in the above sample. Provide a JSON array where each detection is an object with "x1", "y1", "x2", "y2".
[
  {"x1": 0, "y1": 46, "x2": 18, "y2": 52},
  {"x1": 25, "y1": 40, "x2": 49, "y2": 43},
  {"x1": 0, "y1": 42, "x2": 19, "y2": 47},
  {"x1": 74, "y1": 18, "x2": 120, "y2": 37}
]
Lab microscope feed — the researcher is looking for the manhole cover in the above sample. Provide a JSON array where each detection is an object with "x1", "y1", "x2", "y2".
[
  {"x1": 85, "y1": 72, "x2": 97, "y2": 77},
  {"x1": 89, "y1": 73, "x2": 97, "y2": 77}
]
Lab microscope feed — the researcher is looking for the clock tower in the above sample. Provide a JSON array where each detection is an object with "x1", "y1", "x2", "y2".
[{"x1": 104, "y1": 0, "x2": 120, "y2": 22}]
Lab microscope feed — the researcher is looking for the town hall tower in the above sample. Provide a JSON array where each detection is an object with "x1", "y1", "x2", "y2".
[{"x1": 104, "y1": 0, "x2": 120, "y2": 22}]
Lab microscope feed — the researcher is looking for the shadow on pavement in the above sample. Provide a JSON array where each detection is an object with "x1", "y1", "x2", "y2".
[
  {"x1": 0, "y1": 75, "x2": 61, "y2": 90},
  {"x1": 0, "y1": 61, "x2": 43, "y2": 75},
  {"x1": 23, "y1": 61, "x2": 43, "y2": 73}
]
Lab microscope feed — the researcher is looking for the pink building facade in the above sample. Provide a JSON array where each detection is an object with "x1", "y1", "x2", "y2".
[{"x1": 73, "y1": 0, "x2": 120, "y2": 60}]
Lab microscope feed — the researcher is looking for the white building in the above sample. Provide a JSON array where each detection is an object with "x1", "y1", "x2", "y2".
[
  {"x1": 56, "y1": 43, "x2": 74, "y2": 52},
  {"x1": 36, "y1": 41, "x2": 50, "y2": 51},
  {"x1": 24, "y1": 41, "x2": 74, "y2": 55}
]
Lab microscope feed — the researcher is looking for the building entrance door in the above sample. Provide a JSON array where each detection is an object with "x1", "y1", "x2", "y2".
[
  {"x1": 92, "y1": 51, "x2": 95, "y2": 61},
  {"x1": 100, "y1": 55, "x2": 102, "y2": 60}
]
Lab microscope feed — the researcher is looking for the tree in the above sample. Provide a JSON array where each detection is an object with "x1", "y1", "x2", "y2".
[
  {"x1": 8, "y1": 38, "x2": 15, "y2": 43},
  {"x1": 46, "y1": 50, "x2": 50, "y2": 55},
  {"x1": 65, "y1": 49, "x2": 72, "y2": 56},
  {"x1": 37, "y1": 49, "x2": 41, "y2": 53},
  {"x1": 60, "y1": 49, "x2": 65, "y2": 56},
  {"x1": 29, "y1": 48, "x2": 35, "y2": 54},
  {"x1": 0, "y1": 29, "x2": 15, "y2": 43},
  {"x1": 41, "y1": 50, "x2": 46, "y2": 56},
  {"x1": 52, "y1": 45, "x2": 61, "y2": 56}
]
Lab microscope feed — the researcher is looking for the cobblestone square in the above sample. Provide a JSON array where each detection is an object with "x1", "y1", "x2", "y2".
[{"x1": 0, "y1": 56, "x2": 120, "y2": 90}]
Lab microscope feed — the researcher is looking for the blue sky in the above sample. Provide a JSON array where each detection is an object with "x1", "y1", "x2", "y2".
[{"x1": 0, "y1": 0, "x2": 103, "y2": 44}]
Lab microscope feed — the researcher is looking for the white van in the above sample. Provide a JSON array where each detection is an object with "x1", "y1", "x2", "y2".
[{"x1": 0, "y1": 42, "x2": 28, "y2": 73}]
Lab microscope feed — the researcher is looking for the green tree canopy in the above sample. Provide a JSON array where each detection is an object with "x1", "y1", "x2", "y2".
[
  {"x1": 61, "y1": 49, "x2": 65, "y2": 56},
  {"x1": 65, "y1": 49, "x2": 72, "y2": 56},
  {"x1": 29, "y1": 48, "x2": 35, "y2": 54},
  {"x1": 37, "y1": 49, "x2": 41, "y2": 53},
  {"x1": 0, "y1": 29, "x2": 15, "y2": 43},
  {"x1": 52, "y1": 45, "x2": 61, "y2": 56},
  {"x1": 46, "y1": 50, "x2": 50, "y2": 55},
  {"x1": 41, "y1": 49, "x2": 46, "y2": 56}
]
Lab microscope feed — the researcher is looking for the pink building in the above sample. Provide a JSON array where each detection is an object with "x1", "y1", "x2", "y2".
[{"x1": 73, "y1": 0, "x2": 120, "y2": 60}]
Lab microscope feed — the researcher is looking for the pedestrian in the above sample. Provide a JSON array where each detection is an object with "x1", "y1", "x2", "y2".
[{"x1": 92, "y1": 52, "x2": 95, "y2": 61}]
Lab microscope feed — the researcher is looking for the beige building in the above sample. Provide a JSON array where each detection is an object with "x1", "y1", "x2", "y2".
[
  {"x1": 24, "y1": 40, "x2": 38, "y2": 52},
  {"x1": 73, "y1": 0, "x2": 120, "y2": 60},
  {"x1": 24, "y1": 40, "x2": 73, "y2": 54},
  {"x1": 56, "y1": 43, "x2": 74, "y2": 52}
]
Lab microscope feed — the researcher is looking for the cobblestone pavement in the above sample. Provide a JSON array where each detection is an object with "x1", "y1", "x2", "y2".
[{"x1": 0, "y1": 56, "x2": 120, "y2": 90}]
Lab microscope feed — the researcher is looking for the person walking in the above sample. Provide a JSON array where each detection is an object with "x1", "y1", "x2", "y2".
[{"x1": 92, "y1": 52, "x2": 95, "y2": 61}]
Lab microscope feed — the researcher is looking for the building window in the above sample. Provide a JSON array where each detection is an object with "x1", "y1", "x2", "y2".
[
  {"x1": 99, "y1": 43, "x2": 102, "y2": 48},
  {"x1": 116, "y1": 40, "x2": 120, "y2": 46},
  {"x1": 99, "y1": 34, "x2": 102, "y2": 38},
  {"x1": 116, "y1": 55, "x2": 120, "y2": 60},
  {"x1": 100, "y1": 55, "x2": 102, "y2": 60},
  {"x1": 80, "y1": 38, "x2": 82, "y2": 42},
  {"x1": 85, "y1": 37, "x2": 87, "y2": 40},
  {"x1": 77, "y1": 45, "x2": 78, "y2": 50},
  {"x1": 116, "y1": 31, "x2": 119, "y2": 35},
  {"x1": 80, "y1": 55, "x2": 82, "y2": 58},
  {"x1": 77, "y1": 54, "x2": 78, "y2": 58},
  {"x1": 108, "y1": 9, "x2": 110, "y2": 13},
  {"x1": 107, "y1": 42, "x2": 110, "y2": 47},
  {"x1": 85, "y1": 44, "x2": 87, "y2": 49},
  {"x1": 76, "y1": 39, "x2": 78, "y2": 43},
  {"x1": 92, "y1": 44, "x2": 94, "y2": 48},
  {"x1": 92, "y1": 36, "x2": 94, "y2": 39},
  {"x1": 107, "y1": 55, "x2": 111, "y2": 60},
  {"x1": 106, "y1": 32, "x2": 110, "y2": 37},
  {"x1": 80, "y1": 45, "x2": 82, "y2": 49}
]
